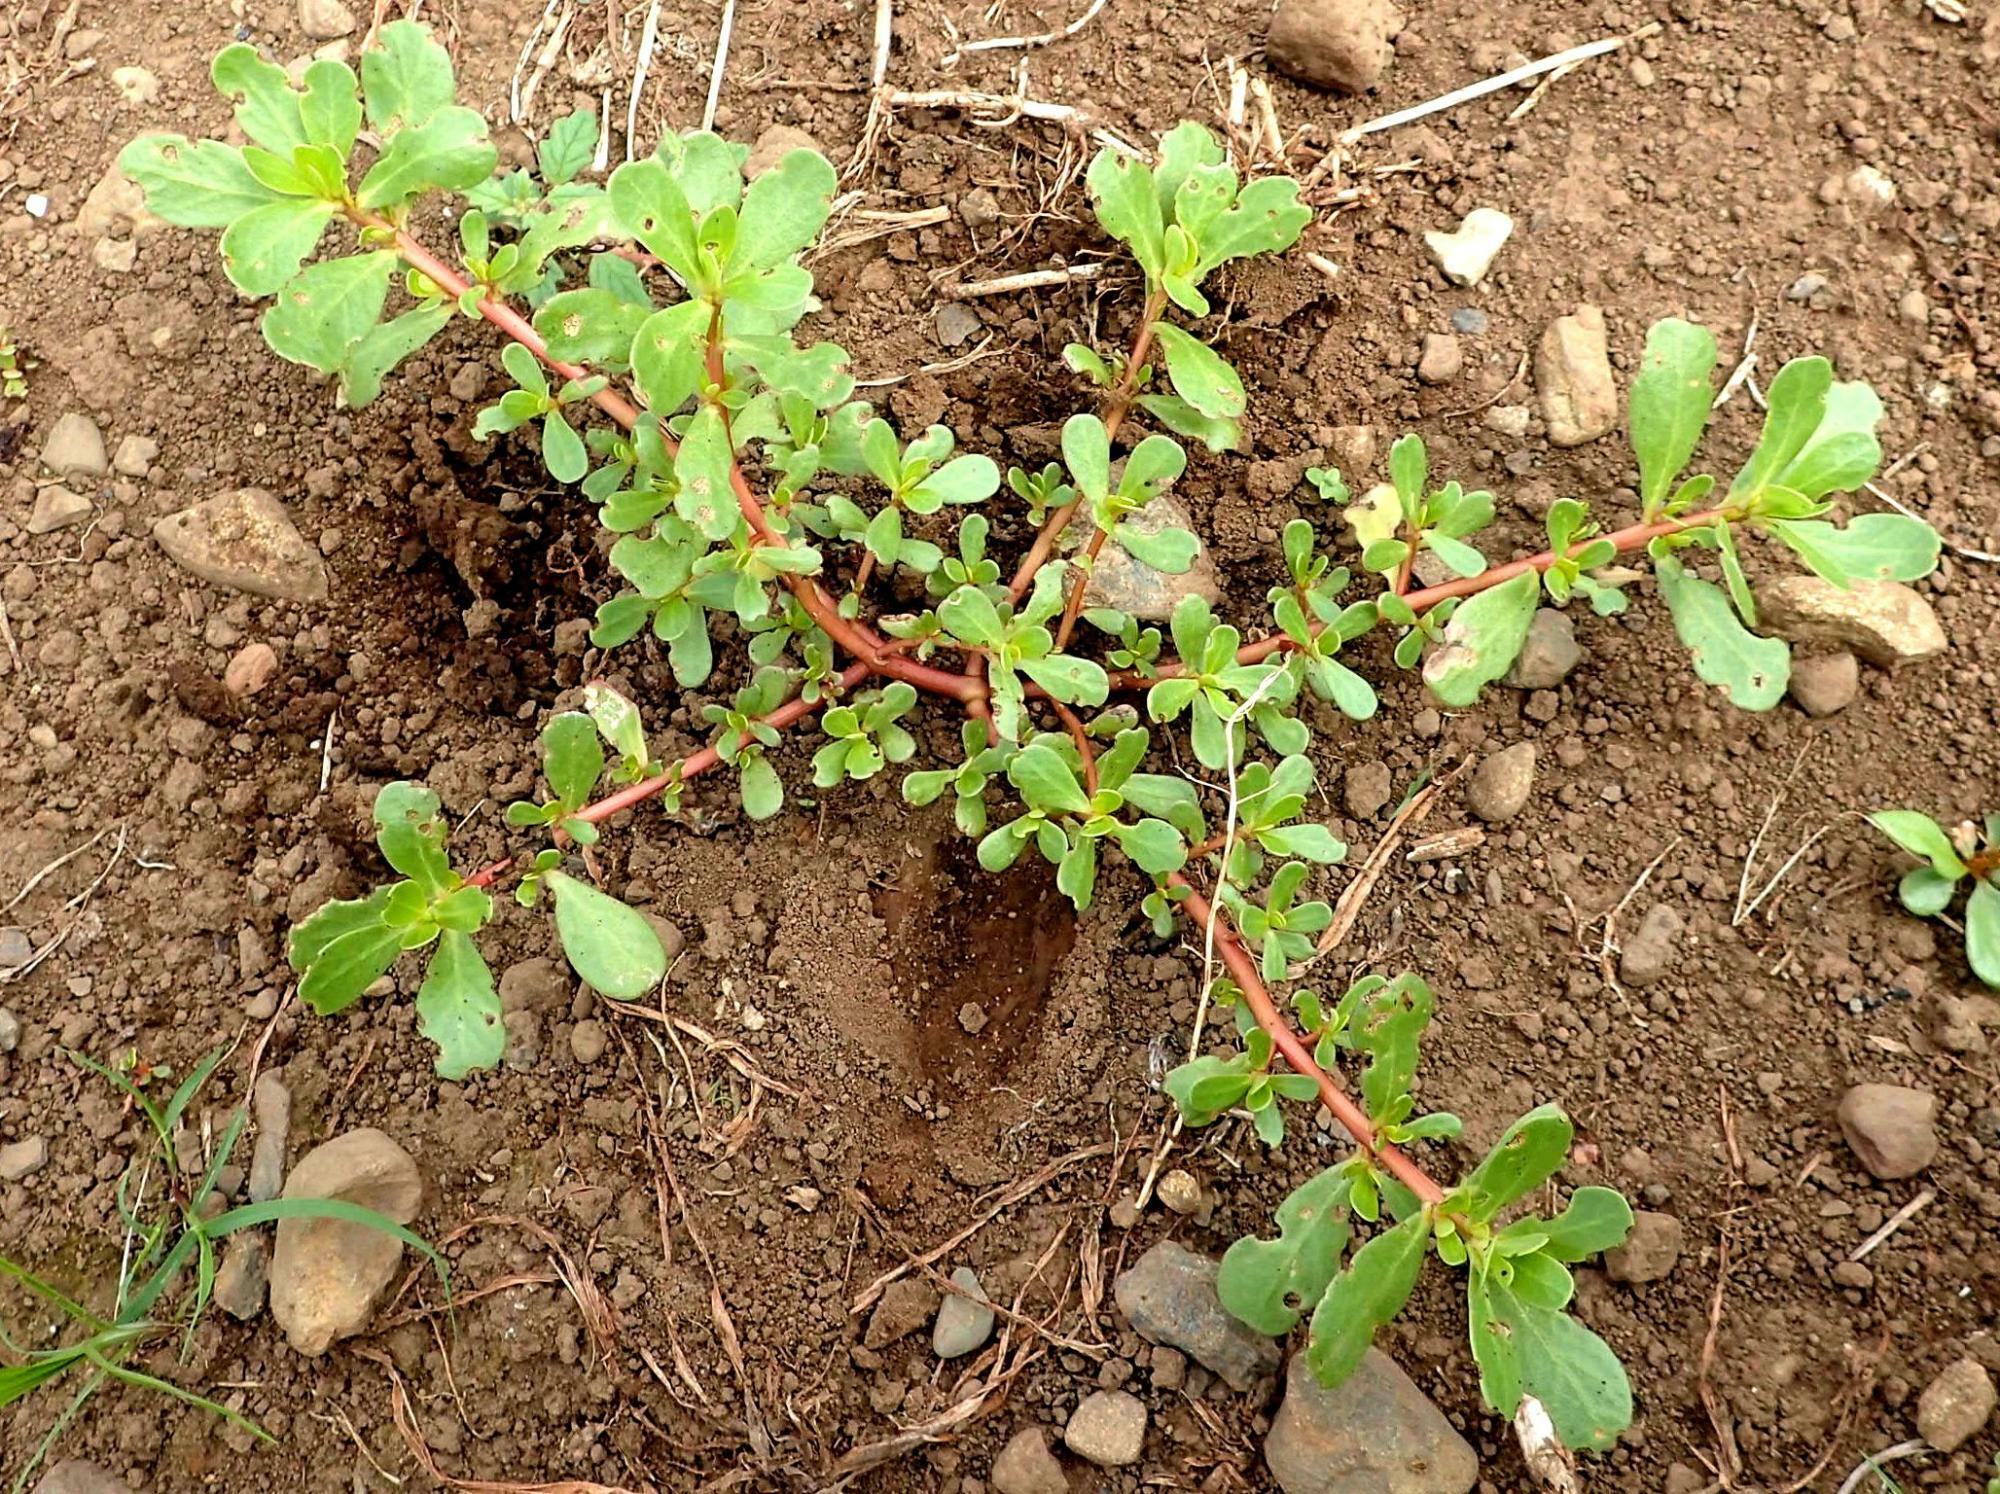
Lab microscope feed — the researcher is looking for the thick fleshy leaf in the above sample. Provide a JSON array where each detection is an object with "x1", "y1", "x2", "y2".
[
  {"x1": 1628, "y1": 318, "x2": 1717, "y2": 512},
  {"x1": 1467, "y1": 1269, "x2": 1522, "y2": 1419},
  {"x1": 358, "y1": 105, "x2": 496, "y2": 209},
  {"x1": 1062, "y1": 414, "x2": 1112, "y2": 502},
  {"x1": 1768, "y1": 513, "x2": 1939, "y2": 585},
  {"x1": 739, "y1": 754, "x2": 784, "y2": 820},
  {"x1": 1968, "y1": 880, "x2": 2000, "y2": 988},
  {"x1": 361, "y1": 19, "x2": 457, "y2": 131},
  {"x1": 1732, "y1": 357, "x2": 1831, "y2": 498},
  {"x1": 1008, "y1": 744, "x2": 1090, "y2": 816},
  {"x1": 262, "y1": 251, "x2": 397, "y2": 377},
  {"x1": 1420, "y1": 569, "x2": 1539, "y2": 707},
  {"x1": 220, "y1": 198, "x2": 336, "y2": 296},
  {"x1": 1151, "y1": 321, "x2": 1245, "y2": 420},
  {"x1": 608, "y1": 157, "x2": 701, "y2": 281},
  {"x1": 1867, "y1": 810, "x2": 1968, "y2": 879},
  {"x1": 300, "y1": 59, "x2": 363, "y2": 156},
  {"x1": 337, "y1": 300, "x2": 449, "y2": 406},
  {"x1": 1135, "y1": 394, "x2": 1239, "y2": 452},
  {"x1": 1459, "y1": 1104, "x2": 1573, "y2": 1220},
  {"x1": 1192, "y1": 175, "x2": 1311, "y2": 273},
  {"x1": 416, "y1": 930, "x2": 504, "y2": 1078},
  {"x1": 373, "y1": 782, "x2": 454, "y2": 895},
  {"x1": 1087, "y1": 148, "x2": 1165, "y2": 276},
  {"x1": 1152, "y1": 121, "x2": 1226, "y2": 213},
  {"x1": 1304, "y1": 1214, "x2": 1429, "y2": 1388},
  {"x1": 1217, "y1": 1165, "x2": 1354, "y2": 1335},
  {"x1": 1114, "y1": 521, "x2": 1198, "y2": 574},
  {"x1": 1531, "y1": 1187, "x2": 1635, "y2": 1261},
  {"x1": 547, "y1": 871, "x2": 667, "y2": 999},
  {"x1": 1654, "y1": 553, "x2": 1789, "y2": 710},
  {"x1": 1485, "y1": 1278, "x2": 1633, "y2": 1452},
  {"x1": 631, "y1": 300, "x2": 709, "y2": 414},
  {"x1": 212, "y1": 45, "x2": 307, "y2": 154},
  {"x1": 534, "y1": 288, "x2": 651, "y2": 367},
  {"x1": 289, "y1": 889, "x2": 402, "y2": 1016},
  {"x1": 737, "y1": 148, "x2": 837, "y2": 269},
  {"x1": 1772, "y1": 380, "x2": 1883, "y2": 499},
  {"x1": 119, "y1": 135, "x2": 283, "y2": 228},
  {"x1": 1899, "y1": 866, "x2": 1959, "y2": 917},
  {"x1": 1019, "y1": 654, "x2": 1109, "y2": 706},
  {"x1": 1349, "y1": 973, "x2": 1433, "y2": 1124},
  {"x1": 541, "y1": 713, "x2": 605, "y2": 810},
  {"x1": 674, "y1": 405, "x2": 740, "y2": 539}
]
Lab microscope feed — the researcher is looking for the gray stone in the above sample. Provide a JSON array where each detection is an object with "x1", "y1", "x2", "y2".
[
  {"x1": 1265, "y1": 1350, "x2": 1477, "y2": 1494},
  {"x1": 299, "y1": 0, "x2": 357, "y2": 37},
  {"x1": 0, "y1": 1007, "x2": 18, "y2": 1052},
  {"x1": 932, "y1": 1266, "x2": 995, "y2": 1358},
  {"x1": 1916, "y1": 1357, "x2": 1995, "y2": 1452},
  {"x1": 1605, "y1": 1210, "x2": 1681, "y2": 1283},
  {"x1": 0, "y1": 1136, "x2": 48, "y2": 1181},
  {"x1": 1535, "y1": 304, "x2": 1617, "y2": 447},
  {"x1": 1063, "y1": 1389, "x2": 1146, "y2": 1468},
  {"x1": 1157, "y1": 1168, "x2": 1204, "y2": 1217},
  {"x1": 28, "y1": 487, "x2": 92, "y2": 535},
  {"x1": 75, "y1": 167, "x2": 157, "y2": 242},
  {"x1": 936, "y1": 302, "x2": 983, "y2": 349},
  {"x1": 39, "y1": 413, "x2": 108, "y2": 479},
  {"x1": 1113, "y1": 1241, "x2": 1280, "y2": 1393},
  {"x1": 991, "y1": 1428, "x2": 1067, "y2": 1494},
  {"x1": 569, "y1": 1019, "x2": 608, "y2": 1065},
  {"x1": 1619, "y1": 904, "x2": 1684, "y2": 987},
  {"x1": 864, "y1": 1276, "x2": 939, "y2": 1349},
  {"x1": 1081, "y1": 493, "x2": 1221, "y2": 621},
  {"x1": 154, "y1": 488, "x2": 330, "y2": 603},
  {"x1": 1344, "y1": 760, "x2": 1392, "y2": 819},
  {"x1": 1267, "y1": 0, "x2": 1403, "y2": 93},
  {"x1": 1484, "y1": 403, "x2": 1531, "y2": 438},
  {"x1": 213, "y1": 1234, "x2": 269, "y2": 1320},
  {"x1": 32, "y1": 1463, "x2": 134, "y2": 1494},
  {"x1": 1787, "y1": 649, "x2": 1859, "y2": 716},
  {"x1": 1451, "y1": 307, "x2": 1489, "y2": 336},
  {"x1": 269, "y1": 1128, "x2": 423, "y2": 1354},
  {"x1": 1505, "y1": 609, "x2": 1581, "y2": 689},
  {"x1": 503, "y1": 1009, "x2": 543, "y2": 1070},
  {"x1": 1467, "y1": 742, "x2": 1536, "y2": 824},
  {"x1": 958, "y1": 188, "x2": 1002, "y2": 229},
  {"x1": 1837, "y1": 1084, "x2": 1938, "y2": 1180},
  {"x1": 0, "y1": 929, "x2": 31, "y2": 969},
  {"x1": 248, "y1": 1071, "x2": 291, "y2": 1203},
  {"x1": 1756, "y1": 577, "x2": 1946, "y2": 667},
  {"x1": 1423, "y1": 208, "x2": 1512, "y2": 288},
  {"x1": 1416, "y1": 333, "x2": 1462, "y2": 385}
]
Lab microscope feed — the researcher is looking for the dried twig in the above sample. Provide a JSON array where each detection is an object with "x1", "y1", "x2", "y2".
[
  {"x1": 943, "y1": 261, "x2": 1104, "y2": 299},
  {"x1": 624, "y1": 0, "x2": 662, "y2": 161},
  {"x1": 1310, "y1": 759, "x2": 1469, "y2": 959},
  {"x1": 1848, "y1": 1188, "x2": 1934, "y2": 1262},
  {"x1": 947, "y1": 0, "x2": 1109, "y2": 59},
  {"x1": 883, "y1": 81, "x2": 1145, "y2": 160},
  {"x1": 1832, "y1": 1439, "x2": 1928, "y2": 1494},
  {"x1": 700, "y1": 0, "x2": 738, "y2": 133},
  {"x1": 1340, "y1": 23, "x2": 1662, "y2": 145}
]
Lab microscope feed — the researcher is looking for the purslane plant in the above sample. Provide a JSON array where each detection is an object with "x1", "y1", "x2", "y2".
[
  {"x1": 1868, "y1": 810, "x2": 2000, "y2": 986},
  {"x1": 119, "y1": 22, "x2": 1945, "y2": 1451}
]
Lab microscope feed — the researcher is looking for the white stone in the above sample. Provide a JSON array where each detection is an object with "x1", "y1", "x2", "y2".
[{"x1": 1423, "y1": 208, "x2": 1513, "y2": 287}]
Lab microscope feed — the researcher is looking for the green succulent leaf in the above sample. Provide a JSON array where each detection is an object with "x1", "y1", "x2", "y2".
[
  {"x1": 1733, "y1": 357, "x2": 1831, "y2": 498},
  {"x1": 288, "y1": 888, "x2": 402, "y2": 1016},
  {"x1": 1419, "y1": 569, "x2": 1539, "y2": 707},
  {"x1": 415, "y1": 930, "x2": 504, "y2": 1079},
  {"x1": 1628, "y1": 318, "x2": 1717, "y2": 514},
  {"x1": 1216, "y1": 1166, "x2": 1355, "y2": 1334},
  {"x1": 118, "y1": 135, "x2": 284, "y2": 228},
  {"x1": 1899, "y1": 866, "x2": 1960, "y2": 918},
  {"x1": 547, "y1": 871, "x2": 667, "y2": 999},
  {"x1": 1460, "y1": 1104, "x2": 1574, "y2": 1221},
  {"x1": 1150, "y1": 321, "x2": 1245, "y2": 421},
  {"x1": 1968, "y1": 880, "x2": 2000, "y2": 987},
  {"x1": 1532, "y1": 1186, "x2": 1636, "y2": 1262},
  {"x1": 220, "y1": 198, "x2": 337, "y2": 297},
  {"x1": 541, "y1": 712, "x2": 606, "y2": 811},
  {"x1": 373, "y1": 782, "x2": 455, "y2": 896},
  {"x1": 737, "y1": 147, "x2": 838, "y2": 269},
  {"x1": 1087, "y1": 148, "x2": 1166, "y2": 278},
  {"x1": 361, "y1": 19, "x2": 458, "y2": 132},
  {"x1": 1483, "y1": 1276, "x2": 1633, "y2": 1452},
  {"x1": 339, "y1": 301, "x2": 450, "y2": 407},
  {"x1": 1867, "y1": 810, "x2": 1968, "y2": 880},
  {"x1": 262, "y1": 251, "x2": 398, "y2": 382},
  {"x1": 1766, "y1": 513, "x2": 1940, "y2": 585},
  {"x1": 1305, "y1": 1213, "x2": 1429, "y2": 1388},
  {"x1": 357, "y1": 104, "x2": 496, "y2": 210},
  {"x1": 212, "y1": 44, "x2": 307, "y2": 154},
  {"x1": 1771, "y1": 380, "x2": 1883, "y2": 500},
  {"x1": 1654, "y1": 553, "x2": 1789, "y2": 711}
]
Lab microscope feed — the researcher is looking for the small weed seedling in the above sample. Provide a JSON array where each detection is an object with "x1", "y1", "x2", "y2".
[
  {"x1": 0, "y1": 326, "x2": 30, "y2": 401},
  {"x1": 118, "y1": 21, "x2": 1947, "y2": 1453},
  {"x1": 1868, "y1": 810, "x2": 2000, "y2": 986},
  {"x1": 0, "y1": 1049, "x2": 444, "y2": 1493}
]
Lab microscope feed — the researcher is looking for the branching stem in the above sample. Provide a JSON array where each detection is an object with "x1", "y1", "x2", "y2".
[{"x1": 1171, "y1": 877, "x2": 1447, "y2": 1207}]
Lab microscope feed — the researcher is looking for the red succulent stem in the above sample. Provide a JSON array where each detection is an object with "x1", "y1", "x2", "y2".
[{"x1": 1171, "y1": 877, "x2": 1447, "y2": 1207}]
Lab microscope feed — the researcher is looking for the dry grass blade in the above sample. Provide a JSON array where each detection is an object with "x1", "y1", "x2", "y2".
[
  {"x1": 1310, "y1": 758, "x2": 1468, "y2": 959},
  {"x1": 849, "y1": 1140, "x2": 1114, "y2": 1314},
  {"x1": 948, "y1": 0, "x2": 1109, "y2": 59},
  {"x1": 383, "y1": 1213, "x2": 618, "y2": 1365},
  {"x1": 358, "y1": 1345, "x2": 642, "y2": 1494}
]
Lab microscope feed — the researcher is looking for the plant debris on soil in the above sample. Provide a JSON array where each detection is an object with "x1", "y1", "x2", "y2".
[{"x1": 2, "y1": 0, "x2": 1999, "y2": 1490}]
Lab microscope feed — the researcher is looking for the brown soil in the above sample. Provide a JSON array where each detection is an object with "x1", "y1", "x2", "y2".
[{"x1": 3, "y1": 0, "x2": 2000, "y2": 1490}]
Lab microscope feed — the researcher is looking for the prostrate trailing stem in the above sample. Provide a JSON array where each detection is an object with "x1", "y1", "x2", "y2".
[{"x1": 119, "y1": 20, "x2": 1943, "y2": 1453}]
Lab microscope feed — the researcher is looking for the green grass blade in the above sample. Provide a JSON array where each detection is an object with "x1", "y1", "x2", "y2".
[
  {"x1": 0, "y1": 1257, "x2": 105, "y2": 1331},
  {"x1": 206, "y1": 1198, "x2": 452, "y2": 1300}
]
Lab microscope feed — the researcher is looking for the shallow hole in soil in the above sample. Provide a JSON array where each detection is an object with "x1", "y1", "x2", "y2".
[{"x1": 873, "y1": 830, "x2": 1076, "y2": 1093}]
